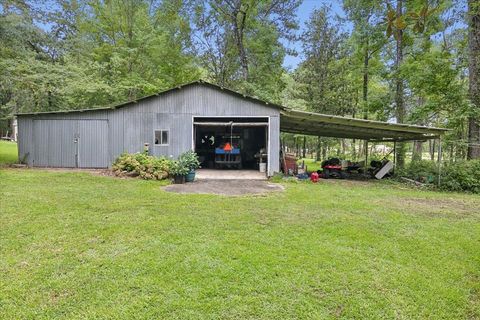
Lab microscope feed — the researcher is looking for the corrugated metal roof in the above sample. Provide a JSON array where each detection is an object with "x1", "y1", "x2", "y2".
[
  {"x1": 15, "y1": 80, "x2": 284, "y2": 116},
  {"x1": 281, "y1": 109, "x2": 448, "y2": 141}
]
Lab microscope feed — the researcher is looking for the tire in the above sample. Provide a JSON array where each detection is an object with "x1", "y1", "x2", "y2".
[
  {"x1": 331, "y1": 171, "x2": 341, "y2": 179},
  {"x1": 323, "y1": 169, "x2": 330, "y2": 179}
]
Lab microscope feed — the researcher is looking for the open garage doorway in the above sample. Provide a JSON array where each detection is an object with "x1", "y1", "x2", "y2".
[{"x1": 193, "y1": 117, "x2": 269, "y2": 173}]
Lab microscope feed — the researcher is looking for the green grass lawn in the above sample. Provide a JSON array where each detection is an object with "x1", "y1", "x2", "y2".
[
  {"x1": 0, "y1": 140, "x2": 18, "y2": 165},
  {"x1": 298, "y1": 158, "x2": 322, "y2": 172},
  {"x1": 1, "y1": 167, "x2": 479, "y2": 319}
]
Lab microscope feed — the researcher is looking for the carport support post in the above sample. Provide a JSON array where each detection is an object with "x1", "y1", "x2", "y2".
[
  {"x1": 393, "y1": 141, "x2": 397, "y2": 172},
  {"x1": 437, "y1": 137, "x2": 442, "y2": 186},
  {"x1": 364, "y1": 140, "x2": 369, "y2": 176}
]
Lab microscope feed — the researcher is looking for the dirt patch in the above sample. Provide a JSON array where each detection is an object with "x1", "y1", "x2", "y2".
[
  {"x1": 402, "y1": 197, "x2": 471, "y2": 209},
  {"x1": 385, "y1": 196, "x2": 480, "y2": 218},
  {"x1": 319, "y1": 178, "x2": 378, "y2": 187},
  {"x1": 162, "y1": 179, "x2": 284, "y2": 196}
]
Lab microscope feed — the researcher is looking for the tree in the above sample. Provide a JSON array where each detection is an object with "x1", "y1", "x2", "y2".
[
  {"x1": 343, "y1": 0, "x2": 385, "y2": 120},
  {"x1": 467, "y1": 0, "x2": 480, "y2": 159},
  {"x1": 297, "y1": 5, "x2": 358, "y2": 161},
  {"x1": 192, "y1": 0, "x2": 300, "y2": 100},
  {"x1": 344, "y1": 0, "x2": 386, "y2": 161},
  {"x1": 384, "y1": 0, "x2": 440, "y2": 166},
  {"x1": 81, "y1": 0, "x2": 199, "y2": 101},
  {"x1": 0, "y1": 1, "x2": 61, "y2": 117},
  {"x1": 298, "y1": 6, "x2": 352, "y2": 114},
  {"x1": 394, "y1": 0, "x2": 407, "y2": 167},
  {"x1": 0, "y1": 0, "x2": 201, "y2": 121}
]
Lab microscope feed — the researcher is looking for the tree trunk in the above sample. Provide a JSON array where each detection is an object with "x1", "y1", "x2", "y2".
[
  {"x1": 395, "y1": 0, "x2": 406, "y2": 168},
  {"x1": 362, "y1": 42, "x2": 370, "y2": 163},
  {"x1": 233, "y1": 5, "x2": 249, "y2": 82},
  {"x1": 468, "y1": 0, "x2": 480, "y2": 159},
  {"x1": 352, "y1": 139, "x2": 357, "y2": 160},
  {"x1": 412, "y1": 141, "x2": 423, "y2": 161},
  {"x1": 363, "y1": 40, "x2": 369, "y2": 120},
  {"x1": 429, "y1": 139, "x2": 436, "y2": 161}
]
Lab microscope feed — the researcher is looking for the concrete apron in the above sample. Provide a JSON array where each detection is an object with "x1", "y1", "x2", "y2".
[
  {"x1": 163, "y1": 179, "x2": 283, "y2": 196},
  {"x1": 195, "y1": 169, "x2": 267, "y2": 180}
]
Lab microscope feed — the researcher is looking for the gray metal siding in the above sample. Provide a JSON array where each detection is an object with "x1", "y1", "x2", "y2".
[
  {"x1": 27, "y1": 119, "x2": 109, "y2": 168},
  {"x1": 17, "y1": 117, "x2": 33, "y2": 165},
  {"x1": 17, "y1": 83, "x2": 281, "y2": 175},
  {"x1": 35, "y1": 120, "x2": 77, "y2": 167},
  {"x1": 32, "y1": 120, "x2": 50, "y2": 166},
  {"x1": 128, "y1": 85, "x2": 280, "y2": 164},
  {"x1": 268, "y1": 116, "x2": 280, "y2": 174},
  {"x1": 78, "y1": 120, "x2": 109, "y2": 168}
]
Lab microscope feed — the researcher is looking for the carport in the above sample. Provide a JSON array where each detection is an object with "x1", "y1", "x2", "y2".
[{"x1": 280, "y1": 109, "x2": 449, "y2": 182}]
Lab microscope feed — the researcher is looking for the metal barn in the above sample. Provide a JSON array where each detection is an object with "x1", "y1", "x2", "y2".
[
  {"x1": 17, "y1": 81, "x2": 281, "y2": 176},
  {"x1": 17, "y1": 80, "x2": 447, "y2": 178}
]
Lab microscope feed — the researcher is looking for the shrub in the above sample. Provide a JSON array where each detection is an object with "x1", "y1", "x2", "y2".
[
  {"x1": 441, "y1": 160, "x2": 480, "y2": 193},
  {"x1": 112, "y1": 153, "x2": 171, "y2": 180},
  {"x1": 170, "y1": 160, "x2": 190, "y2": 176},
  {"x1": 398, "y1": 159, "x2": 480, "y2": 194},
  {"x1": 398, "y1": 160, "x2": 438, "y2": 184},
  {"x1": 178, "y1": 150, "x2": 200, "y2": 171}
]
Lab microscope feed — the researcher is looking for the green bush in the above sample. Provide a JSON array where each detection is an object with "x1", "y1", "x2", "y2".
[
  {"x1": 398, "y1": 160, "x2": 438, "y2": 184},
  {"x1": 169, "y1": 160, "x2": 190, "y2": 176},
  {"x1": 178, "y1": 150, "x2": 200, "y2": 171},
  {"x1": 398, "y1": 159, "x2": 480, "y2": 194},
  {"x1": 441, "y1": 160, "x2": 480, "y2": 193},
  {"x1": 112, "y1": 152, "x2": 171, "y2": 180}
]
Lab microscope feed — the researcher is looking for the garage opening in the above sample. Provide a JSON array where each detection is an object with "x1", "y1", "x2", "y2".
[{"x1": 193, "y1": 117, "x2": 268, "y2": 172}]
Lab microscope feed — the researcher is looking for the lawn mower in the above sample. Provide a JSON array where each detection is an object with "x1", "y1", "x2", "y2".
[{"x1": 318, "y1": 158, "x2": 347, "y2": 179}]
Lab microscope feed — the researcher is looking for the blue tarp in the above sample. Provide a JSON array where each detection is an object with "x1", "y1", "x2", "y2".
[{"x1": 215, "y1": 148, "x2": 240, "y2": 155}]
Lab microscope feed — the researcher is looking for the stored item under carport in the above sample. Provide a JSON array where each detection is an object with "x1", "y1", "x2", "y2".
[
  {"x1": 282, "y1": 153, "x2": 298, "y2": 175},
  {"x1": 319, "y1": 158, "x2": 346, "y2": 179}
]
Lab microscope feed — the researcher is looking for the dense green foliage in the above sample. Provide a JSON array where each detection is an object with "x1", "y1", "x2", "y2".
[
  {"x1": 111, "y1": 150, "x2": 200, "y2": 179},
  {"x1": 0, "y1": 0, "x2": 199, "y2": 116},
  {"x1": 399, "y1": 159, "x2": 480, "y2": 193},
  {"x1": 178, "y1": 150, "x2": 201, "y2": 171},
  {"x1": 398, "y1": 160, "x2": 439, "y2": 184},
  {"x1": 441, "y1": 160, "x2": 480, "y2": 193},
  {"x1": 112, "y1": 152, "x2": 170, "y2": 180},
  {"x1": 169, "y1": 159, "x2": 190, "y2": 176}
]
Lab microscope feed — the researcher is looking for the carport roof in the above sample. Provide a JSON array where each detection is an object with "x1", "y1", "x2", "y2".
[{"x1": 280, "y1": 109, "x2": 448, "y2": 142}]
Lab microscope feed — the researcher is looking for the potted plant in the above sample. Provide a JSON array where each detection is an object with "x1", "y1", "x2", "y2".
[
  {"x1": 170, "y1": 160, "x2": 189, "y2": 184},
  {"x1": 179, "y1": 150, "x2": 200, "y2": 182}
]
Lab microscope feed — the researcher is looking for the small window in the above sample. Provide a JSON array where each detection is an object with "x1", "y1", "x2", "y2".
[{"x1": 154, "y1": 130, "x2": 169, "y2": 145}]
